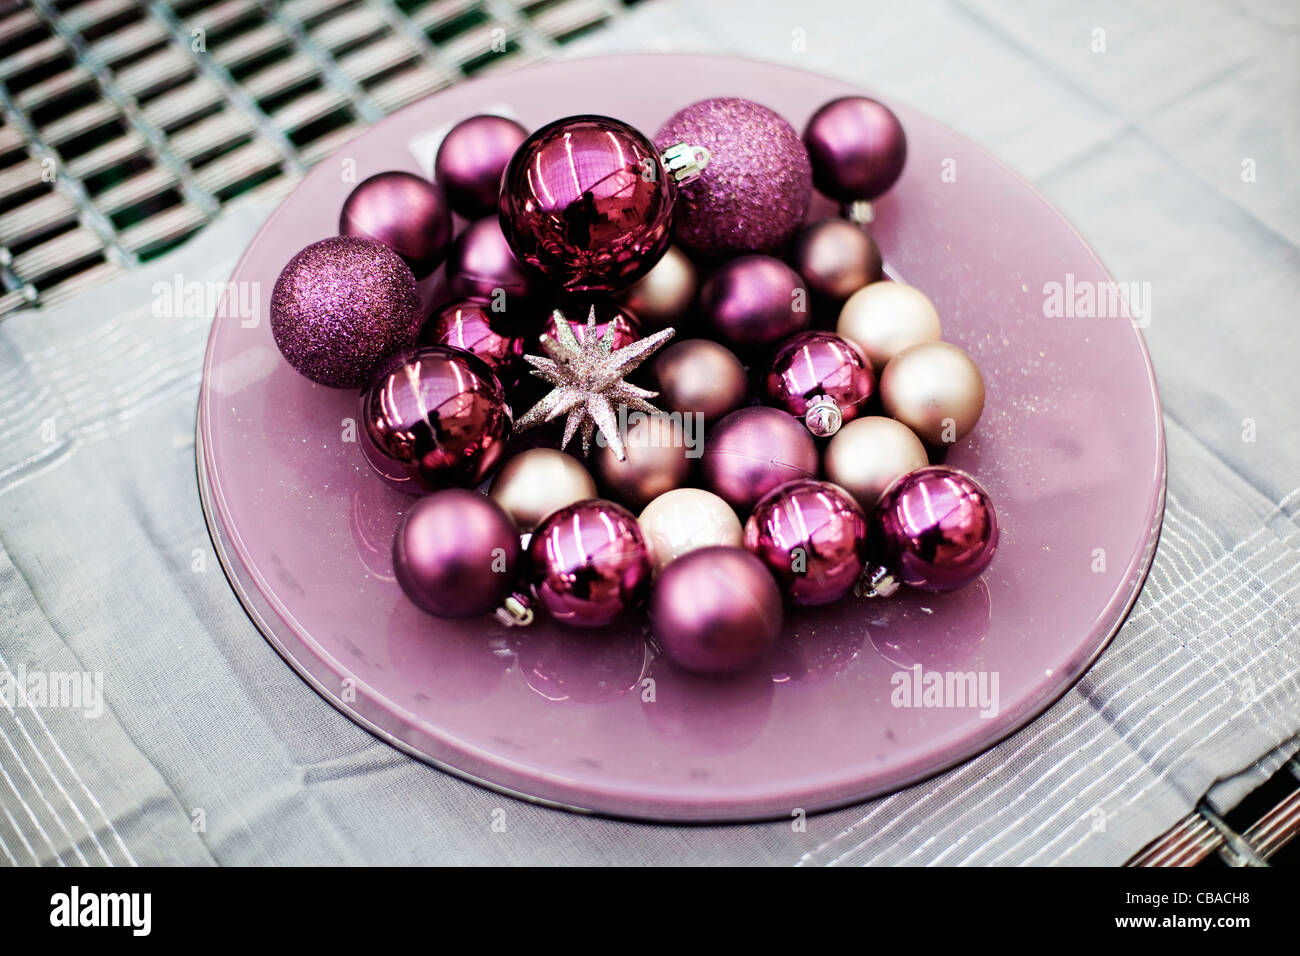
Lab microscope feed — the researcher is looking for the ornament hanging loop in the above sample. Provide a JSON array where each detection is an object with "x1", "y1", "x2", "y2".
[{"x1": 661, "y1": 143, "x2": 711, "y2": 186}]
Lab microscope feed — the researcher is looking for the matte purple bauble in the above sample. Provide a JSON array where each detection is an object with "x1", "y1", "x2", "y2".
[
  {"x1": 359, "y1": 344, "x2": 511, "y2": 493},
  {"x1": 654, "y1": 97, "x2": 811, "y2": 258},
  {"x1": 700, "y1": 406, "x2": 819, "y2": 514},
  {"x1": 271, "y1": 236, "x2": 421, "y2": 388},
  {"x1": 420, "y1": 300, "x2": 524, "y2": 381},
  {"x1": 744, "y1": 479, "x2": 869, "y2": 606},
  {"x1": 804, "y1": 96, "x2": 907, "y2": 203},
  {"x1": 434, "y1": 114, "x2": 529, "y2": 219},
  {"x1": 499, "y1": 115, "x2": 674, "y2": 294},
  {"x1": 393, "y1": 489, "x2": 520, "y2": 618},
  {"x1": 699, "y1": 255, "x2": 810, "y2": 349},
  {"x1": 650, "y1": 546, "x2": 783, "y2": 675},
  {"x1": 874, "y1": 466, "x2": 999, "y2": 591},
  {"x1": 764, "y1": 330, "x2": 875, "y2": 437},
  {"x1": 444, "y1": 217, "x2": 541, "y2": 331},
  {"x1": 528, "y1": 499, "x2": 652, "y2": 628},
  {"x1": 339, "y1": 171, "x2": 453, "y2": 279}
]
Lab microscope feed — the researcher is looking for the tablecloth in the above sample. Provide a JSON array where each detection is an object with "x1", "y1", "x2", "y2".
[{"x1": 0, "y1": 0, "x2": 1296, "y2": 865}]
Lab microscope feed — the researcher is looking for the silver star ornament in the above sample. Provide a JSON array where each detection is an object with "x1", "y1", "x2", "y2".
[{"x1": 514, "y1": 306, "x2": 676, "y2": 461}]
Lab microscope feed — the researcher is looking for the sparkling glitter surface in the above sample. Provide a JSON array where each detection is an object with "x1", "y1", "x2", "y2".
[
  {"x1": 655, "y1": 98, "x2": 812, "y2": 259},
  {"x1": 270, "y1": 236, "x2": 422, "y2": 388}
]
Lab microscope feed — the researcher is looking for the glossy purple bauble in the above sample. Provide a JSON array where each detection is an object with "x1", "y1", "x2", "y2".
[
  {"x1": 650, "y1": 546, "x2": 783, "y2": 676},
  {"x1": 434, "y1": 114, "x2": 529, "y2": 219},
  {"x1": 700, "y1": 406, "x2": 819, "y2": 514},
  {"x1": 540, "y1": 300, "x2": 641, "y2": 352},
  {"x1": 874, "y1": 466, "x2": 999, "y2": 591},
  {"x1": 744, "y1": 479, "x2": 869, "y2": 606},
  {"x1": 339, "y1": 171, "x2": 453, "y2": 279},
  {"x1": 499, "y1": 115, "x2": 674, "y2": 294},
  {"x1": 528, "y1": 499, "x2": 653, "y2": 628},
  {"x1": 699, "y1": 255, "x2": 810, "y2": 349},
  {"x1": 804, "y1": 96, "x2": 907, "y2": 203},
  {"x1": 444, "y1": 217, "x2": 541, "y2": 332},
  {"x1": 764, "y1": 330, "x2": 875, "y2": 436},
  {"x1": 359, "y1": 344, "x2": 511, "y2": 493},
  {"x1": 420, "y1": 300, "x2": 524, "y2": 382},
  {"x1": 654, "y1": 97, "x2": 812, "y2": 258},
  {"x1": 271, "y1": 236, "x2": 422, "y2": 388},
  {"x1": 393, "y1": 489, "x2": 521, "y2": 618}
]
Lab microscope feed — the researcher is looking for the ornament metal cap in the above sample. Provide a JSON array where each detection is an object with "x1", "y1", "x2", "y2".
[
  {"x1": 494, "y1": 591, "x2": 535, "y2": 628},
  {"x1": 804, "y1": 395, "x2": 843, "y2": 437},
  {"x1": 845, "y1": 199, "x2": 875, "y2": 225},
  {"x1": 854, "y1": 564, "x2": 900, "y2": 599},
  {"x1": 661, "y1": 143, "x2": 711, "y2": 185}
]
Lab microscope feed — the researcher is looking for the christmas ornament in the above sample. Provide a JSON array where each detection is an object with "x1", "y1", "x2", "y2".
[
  {"x1": 701, "y1": 406, "x2": 819, "y2": 513},
  {"x1": 744, "y1": 479, "x2": 869, "y2": 606},
  {"x1": 789, "y1": 218, "x2": 882, "y2": 305},
  {"x1": 822, "y1": 416, "x2": 929, "y2": 509},
  {"x1": 541, "y1": 300, "x2": 640, "y2": 352},
  {"x1": 339, "y1": 171, "x2": 453, "y2": 279},
  {"x1": 434, "y1": 114, "x2": 529, "y2": 219},
  {"x1": 514, "y1": 306, "x2": 675, "y2": 460},
  {"x1": 651, "y1": 338, "x2": 748, "y2": 424},
  {"x1": 870, "y1": 466, "x2": 998, "y2": 592},
  {"x1": 880, "y1": 340, "x2": 985, "y2": 445},
  {"x1": 803, "y1": 95, "x2": 907, "y2": 218},
  {"x1": 393, "y1": 488, "x2": 521, "y2": 618},
  {"x1": 421, "y1": 300, "x2": 523, "y2": 381},
  {"x1": 638, "y1": 488, "x2": 743, "y2": 571},
  {"x1": 699, "y1": 255, "x2": 810, "y2": 348},
  {"x1": 528, "y1": 499, "x2": 653, "y2": 627},
  {"x1": 489, "y1": 448, "x2": 597, "y2": 531},
  {"x1": 655, "y1": 97, "x2": 811, "y2": 257},
  {"x1": 359, "y1": 345, "x2": 511, "y2": 492},
  {"x1": 763, "y1": 330, "x2": 875, "y2": 437},
  {"x1": 650, "y1": 546, "x2": 782, "y2": 675},
  {"x1": 593, "y1": 413, "x2": 693, "y2": 511},
  {"x1": 271, "y1": 236, "x2": 421, "y2": 388},
  {"x1": 444, "y1": 217, "x2": 541, "y2": 329},
  {"x1": 837, "y1": 281, "x2": 941, "y2": 372},
  {"x1": 499, "y1": 115, "x2": 707, "y2": 293},
  {"x1": 616, "y1": 245, "x2": 697, "y2": 332}
]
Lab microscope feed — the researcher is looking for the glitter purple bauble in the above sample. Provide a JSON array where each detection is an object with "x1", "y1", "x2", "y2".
[
  {"x1": 654, "y1": 97, "x2": 812, "y2": 258},
  {"x1": 393, "y1": 488, "x2": 522, "y2": 619},
  {"x1": 650, "y1": 546, "x2": 783, "y2": 676},
  {"x1": 874, "y1": 466, "x2": 999, "y2": 591},
  {"x1": 270, "y1": 235, "x2": 421, "y2": 389},
  {"x1": 339, "y1": 171, "x2": 452, "y2": 279}
]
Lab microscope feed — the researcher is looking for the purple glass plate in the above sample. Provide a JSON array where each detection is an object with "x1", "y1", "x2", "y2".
[{"x1": 197, "y1": 55, "x2": 1164, "y2": 822}]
